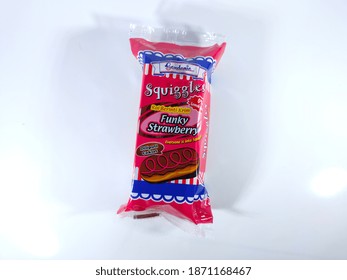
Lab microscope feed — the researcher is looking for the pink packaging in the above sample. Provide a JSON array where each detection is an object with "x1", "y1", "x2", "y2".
[{"x1": 118, "y1": 25, "x2": 226, "y2": 224}]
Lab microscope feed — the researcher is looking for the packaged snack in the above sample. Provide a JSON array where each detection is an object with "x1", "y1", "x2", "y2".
[{"x1": 118, "y1": 25, "x2": 226, "y2": 224}]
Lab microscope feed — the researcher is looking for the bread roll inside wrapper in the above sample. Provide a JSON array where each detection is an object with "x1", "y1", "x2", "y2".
[{"x1": 117, "y1": 25, "x2": 226, "y2": 224}]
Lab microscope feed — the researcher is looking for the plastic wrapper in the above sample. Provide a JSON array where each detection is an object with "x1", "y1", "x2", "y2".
[{"x1": 118, "y1": 25, "x2": 226, "y2": 224}]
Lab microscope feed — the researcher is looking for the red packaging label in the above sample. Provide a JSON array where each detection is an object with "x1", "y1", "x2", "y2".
[{"x1": 118, "y1": 37, "x2": 226, "y2": 224}]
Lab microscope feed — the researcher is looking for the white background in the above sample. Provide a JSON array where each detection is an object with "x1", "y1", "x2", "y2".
[{"x1": 0, "y1": 0, "x2": 346, "y2": 259}]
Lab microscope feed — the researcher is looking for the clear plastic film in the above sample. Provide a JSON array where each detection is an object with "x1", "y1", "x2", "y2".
[{"x1": 118, "y1": 24, "x2": 226, "y2": 225}]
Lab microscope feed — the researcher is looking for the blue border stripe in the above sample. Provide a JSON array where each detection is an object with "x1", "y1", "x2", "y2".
[{"x1": 132, "y1": 180, "x2": 206, "y2": 197}]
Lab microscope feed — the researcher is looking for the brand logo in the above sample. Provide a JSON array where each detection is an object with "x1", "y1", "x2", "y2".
[
  {"x1": 151, "y1": 61, "x2": 206, "y2": 78},
  {"x1": 164, "y1": 62, "x2": 193, "y2": 73},
  {"x1": 144, "y1": 81, "x2": 205, "y2": 100}
]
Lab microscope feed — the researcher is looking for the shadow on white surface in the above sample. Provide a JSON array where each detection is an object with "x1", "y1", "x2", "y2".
[
  {"x1": 47, "y1": 20, "x2": 138, "y2": 213},
  {"x1": 1, "y1": 0, "x2": 347, "y2": 260},
  {"x1": 34, "y1": 4, "x2": 274, "y2": 258},
  {"x1": 46, "y1": 1, "x2": 272, "y2": 218}
]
